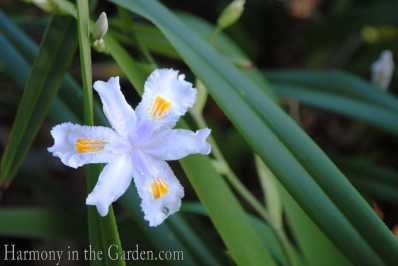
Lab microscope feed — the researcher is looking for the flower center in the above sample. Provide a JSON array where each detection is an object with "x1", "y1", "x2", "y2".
[
  {"x1": 75, "y1": 139, "x2": 107, "y2": 153},
  {"x1": 151, "y1": 178, "x2": 169, "y2": 199},
  {"x1": 150, "y1": 96, "x2": 171, "y2": 120}
]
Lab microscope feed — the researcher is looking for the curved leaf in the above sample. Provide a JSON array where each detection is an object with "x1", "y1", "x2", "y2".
[
  {"x1": 109, "y1": 0, "x2": 398, "y2": 264},
  {"x1": 0, "y1": 15, "x2": 77, "y2": 188},
  {"x1": 268, "y1": 70, "x2": 398, "y2": 135}
]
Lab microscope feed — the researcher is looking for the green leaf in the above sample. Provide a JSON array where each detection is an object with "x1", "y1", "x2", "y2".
[
  {"x1": 181, "y1": 202, "x2": 293, "y2": 266},
  {"x1": 104, "y1": 34, "x2": 147, "y2": 93},
  {"x1": 0, "y1": 27, "x2": 81, "y2": 124},
  {"x1": 255, "y1": 156, "x2": 282, "y2": 227},
  {"x1": 0, "y1": 208, "x2": 87, "y2": 242},
  {"x1": 176, "y1": 11, "x2": 252, "y2": 67},
  {"x1": 335, "y1": 157, "x2": 398, "y2": 204},
  {"x1": 0, "y1": 15, "x2": 78, "y2": 188},
  {"x1": 267, "y1": 70, "x2": 398, "y2": 135},
  {"x1": 109, "y1": 0, "x2": 398, "y2": 264},
  {"x1": 282, "y1": 187, "x2": 352, "y2": 266},
  {"x1": 110, "y1": 18, "x2": 180, "y2": 58},
  {"x1": 180, "y1": 154, "x2": 277, "y2": 266},
  {"x1": 0, "y1": 9, "x2": 37, "y2": 62}
]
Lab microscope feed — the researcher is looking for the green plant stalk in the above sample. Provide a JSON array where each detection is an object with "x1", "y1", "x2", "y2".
[
  {"x1": 76, "y1": 1, "x2": 124, "y2": 265},
  {"x1": 208, "y1": 25, "x2": 222, "y2": 44},
  {"x1": 190, "y1": 110, "x2": 296, "y2": 266}
]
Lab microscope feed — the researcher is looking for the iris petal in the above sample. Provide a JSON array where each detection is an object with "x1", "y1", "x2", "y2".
[
  {"x1": 135, "y1": 69, "x2": 197, "y2": 129},
  {"x1": 131, "y1": 151, "x2": 184, "y2": 227},
  {"x1": 144, "y1": 128, "x2": 211, "y2": 161},
  {"x1": 86, "y1": 154, "x2": 134, "y2": 216},
  {"x1": 48, "y1": 122, "x2": 129, "y2": 168},
  {"x1": 94, "y1": 77, "x2": 136, "y2": 137}
]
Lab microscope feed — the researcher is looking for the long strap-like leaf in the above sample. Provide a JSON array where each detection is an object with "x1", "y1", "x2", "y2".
[
  {"x1": 109, "y1": 0, "x2": 398, "y2": 264},
  {"x1": 0, "y1": 15, "x2": 77, "y2": 189}
]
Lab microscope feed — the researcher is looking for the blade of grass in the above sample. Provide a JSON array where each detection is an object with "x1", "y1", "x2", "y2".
[{"x1": 266, "y1": 70, "x2": 398, "y2": 111}]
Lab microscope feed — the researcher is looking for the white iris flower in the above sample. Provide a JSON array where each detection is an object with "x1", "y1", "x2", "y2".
[{"x1": 48, "y1": 69, "x2": 211, "y2": 226}]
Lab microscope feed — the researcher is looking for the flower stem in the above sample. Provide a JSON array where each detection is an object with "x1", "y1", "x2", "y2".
[
  {"x1": 190, "y1": 110, "x2": 297, "y2": 266},
  {"x1": 77, "y1": 1, "x2": 125, "y2": 265},
  {"x1": 208, "y1": 26, "x2": 222, "y2": 44}
]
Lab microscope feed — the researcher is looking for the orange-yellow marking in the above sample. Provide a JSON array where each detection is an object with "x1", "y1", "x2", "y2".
[
  {"x1": 151, "y1": 178, "x2": 169, "y2": 199},
  {"x1": 150, "y1": 96, "x2": 171, "y2": 120},
  {"x1": 75, "y1": 139, "x2": 107, "y2": 153}
]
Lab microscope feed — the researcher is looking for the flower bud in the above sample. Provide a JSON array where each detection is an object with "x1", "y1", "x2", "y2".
[
  {"x1": 93, "y1": 12, "x2": 108, "y2": 40},
  {"x1": 371, "y1": 50, "x2": 394, "y2": 91},
  {"x1": 217, "y1": 0, "x2": 245, "y2": 30},
  {"x1": 92, "y1": 38, "x2": 106, "y2": 53}
]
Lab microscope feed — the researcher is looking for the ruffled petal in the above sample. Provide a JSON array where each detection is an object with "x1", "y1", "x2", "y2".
[
  {"x1": 93, "y1": 76, "x2": 136, "y2": 137},
  {"x1": 131, "y1": 151, "x2": 184, "y2": 227},
  {"x1": 86, "y1": 154, "x2": 134, "y2": 216},
  {"x1": 48, "y1": 122, "x2": 130, "y2": 169},
  {"x1": 143, "y1": 128, "x2": 211, "y2": 161},
  {"x1": 135, "y1": 69, "x2": 197, "y2": 129}
]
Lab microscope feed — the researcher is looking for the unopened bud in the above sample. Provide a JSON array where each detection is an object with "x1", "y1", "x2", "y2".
[
  {"x1": 93, "y1": 12, "x2": 108, "y2": 40},
  {"x1": 92, "y1": 38, "x2": 106, "y2": 53},
  {"x1": 217, "y1": 0, "x2": 245, "y2": 29},
  {"x1": 371, "y1": 50, "x2": 394, "y2": 91}
]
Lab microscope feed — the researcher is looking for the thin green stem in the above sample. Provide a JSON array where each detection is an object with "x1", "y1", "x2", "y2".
[
  {"x1": 77, "y1": 1, "x2": 125, "y2": 265},
  {"x1": 208, "y1": 26, "x2": 222, "y2": 44},
  {"x1": 190, "y1": 110, "x2": 297, "y2": 266},
  {"x1": 190, "y1": 111, "x2": 270, "y2": 219}
]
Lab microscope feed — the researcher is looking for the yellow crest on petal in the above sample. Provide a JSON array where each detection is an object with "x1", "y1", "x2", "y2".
[
  {"x1": 150, "y1": 96, "x2": 171, "y2": 120},
  {"x1": 151, "y1": 178, "x2": 169, "y2": 199},
  {"x1": 75, "y1": 139, "x2": 107, "y2": 153}
]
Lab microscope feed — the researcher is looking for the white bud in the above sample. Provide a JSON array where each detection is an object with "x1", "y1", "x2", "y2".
[
  {"x1": 371, "y1": 50, "x2": 394, "y2": 91},
  {"x1": 217, "y1": 0, "x2": 245, "y2": 30},
  {"x1": 93, "y1": 12, "x2": 108, "y2": 40}
]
